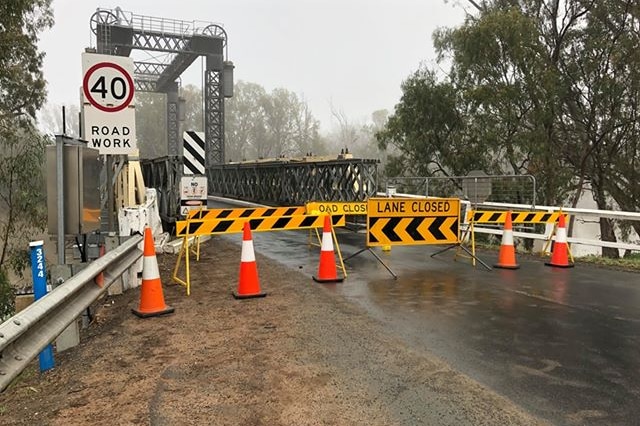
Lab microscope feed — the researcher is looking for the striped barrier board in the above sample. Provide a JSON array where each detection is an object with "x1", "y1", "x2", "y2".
[
  {"x1": 183, "y1": 131, "x2": 205, "y2": 175},
  {"x1": 468, "y1": 210, "x2": 568, "y2": 224},
  {"x1": 176, "y1": 214, "x2": 346, "y2": 236},
  {"x1": 187, "y1": 206, "x2": 306, "y2": 220}
]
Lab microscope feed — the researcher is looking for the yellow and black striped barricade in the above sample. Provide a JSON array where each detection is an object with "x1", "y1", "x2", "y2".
[
  {"x1": 187, "y1": 206, "x2": 307, "y2": 221},
  {"x1": 177, "y1": 214, "x2": 345, "y2": 236},
  {"x1": 173, "y1": 214, "x2": 347, "y2": 295},
  {"x1": 464, "y1": 210, "x2": 571, "y2": 264},
  {"x1": 467, "y1": 210, "x2": 567, "y2": 225}
]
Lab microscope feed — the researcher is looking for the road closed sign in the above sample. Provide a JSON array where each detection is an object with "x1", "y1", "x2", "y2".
[{"x1": 82, "y1": 52, "x2": 137, "y2": 155}]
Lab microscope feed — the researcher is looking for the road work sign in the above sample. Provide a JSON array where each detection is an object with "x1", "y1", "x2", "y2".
[
  {"x1": 367, "y1": 198, "x2": 460, "y2": 246},
  {"x1": 305, "y1": 202, "x2": 367, "y2": 216},
  {"x1": 82, "y1": 52, "x2": 137, "y2": 155}
]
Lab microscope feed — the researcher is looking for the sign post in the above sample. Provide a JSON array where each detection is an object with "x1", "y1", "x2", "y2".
[
  {"x1": 82, "y1": 53, "x2": 137, "y2": 155},
  {"x1": 29, "y1": 241, "x2": 55, "y2": 373}
]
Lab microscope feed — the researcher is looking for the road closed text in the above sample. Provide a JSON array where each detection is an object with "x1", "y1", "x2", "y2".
[
  {"x1": 368, "y1": 198, "x2": 460, "y2": 217},
  {"x1": 306, "y1": 202, "x2": 367, "y2": 215}
]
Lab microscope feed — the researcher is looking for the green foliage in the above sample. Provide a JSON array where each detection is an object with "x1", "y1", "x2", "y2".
[
  {"x1": 0, "y1": 0, "x2": 53, "y2": 126},
  {"x1": 0, "y1": 0, "x2": 53, "y2": 315},
  {"x1": 225, "y1": 81, "x2": 325, "y2": 161},
  {"x1": 379, "y1": 0, "x2": 640, "y2": 218},
  {"x1": 376, "y1": 68, "x2": 488, "y2": 178},
  {"x1": 135, "y1": 81, "x2": 325, "y2": 162},
  {"x1": 0, "y1": 268, "x2": 15, "y2": 320}
]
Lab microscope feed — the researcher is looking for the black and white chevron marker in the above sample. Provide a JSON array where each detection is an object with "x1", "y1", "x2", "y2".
[{"x1": 183, "y1": 131, "x2": 205, "y2": 175}]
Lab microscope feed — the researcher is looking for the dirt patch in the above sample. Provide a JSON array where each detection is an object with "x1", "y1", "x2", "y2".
[{"x1": 0, "y1": 238, "x2": 546, "y2": 425}]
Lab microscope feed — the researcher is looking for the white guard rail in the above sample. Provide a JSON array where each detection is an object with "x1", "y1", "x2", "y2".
[
  {"x1": 0, "y1": 234, "x2": 143, "y2": 391},
  {"x1": 377, "y1": 192, "x2": 640, "y2": 253}
]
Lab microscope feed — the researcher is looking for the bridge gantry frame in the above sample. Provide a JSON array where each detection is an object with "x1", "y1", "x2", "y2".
[
  {"x1": 90, "y1": 8, "x2": 381, "y2": 226},
  {"x1": 90, "y1": 7, "x2": 234, "y2": 164}
]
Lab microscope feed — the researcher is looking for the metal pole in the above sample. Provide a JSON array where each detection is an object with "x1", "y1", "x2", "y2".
[
  {"x1": 56, "y1": 135, "x2": 65, "y2": 265},
  {"x1": 106, "y1": 155, "x2": 114, "y2": 231}
]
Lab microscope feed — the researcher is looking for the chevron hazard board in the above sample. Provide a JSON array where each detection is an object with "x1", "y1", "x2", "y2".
[
  {"x1": 367, "y1": 198, "x2": 460, "y2": 246},
  {"x1": 468, "y1": 210, "x2": 567, "y2": 224},
  {"x1": 176, "y1": 214, "x2": 346, "y2": 236},
  {"x1": 188, "y1": 206, "x2": 306, "y2": 220},
  {"x1": 183, "y1": 131, "x2": 205, "y2": 175}
]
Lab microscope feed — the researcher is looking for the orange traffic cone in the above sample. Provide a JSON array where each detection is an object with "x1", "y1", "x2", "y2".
[
  {"x1": 132, "y1": 227, "x2": 175, "y2": 318},
  {"x1": 494, "y1": 211, "x2": 519, "y2": 269},
  {"x1": 313, "y1": 215, "x2": 344, "y2": 283},
  {"x1": 233, "y1": 222, "x2": 267, "y2": 299},
  {"x1": 545, "y1": 214, "x2": 574, "y2": 268}
]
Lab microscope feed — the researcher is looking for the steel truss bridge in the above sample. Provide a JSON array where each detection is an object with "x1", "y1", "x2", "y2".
[{"x1": 142, "y1": 156, "x2": 379, "y2": 227}]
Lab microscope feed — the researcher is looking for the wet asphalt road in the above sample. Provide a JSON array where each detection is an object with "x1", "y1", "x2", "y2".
[{"x1": 206, "y1": 202, "x2": 640, "y2": 425}]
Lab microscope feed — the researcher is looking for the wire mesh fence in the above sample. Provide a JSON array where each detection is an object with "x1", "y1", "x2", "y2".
[{"x1": 384, "y1": 175, "x2": 536, "y2": 208}]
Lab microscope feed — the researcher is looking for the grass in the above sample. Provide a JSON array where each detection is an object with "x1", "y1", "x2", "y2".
[
  {"x1": 473, "y1": 238, "x2": 640, "y2": 272},
  {"x1": 575, "y1": 254, "x2": 640, "y2": 271}
]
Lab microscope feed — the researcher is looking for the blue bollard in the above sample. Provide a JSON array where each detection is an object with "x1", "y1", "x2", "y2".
[{"x1": 29, "y1": 240, "x2": 55, "y2": 373}]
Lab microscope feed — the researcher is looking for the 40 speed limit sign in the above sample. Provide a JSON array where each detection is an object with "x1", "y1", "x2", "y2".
[{"x1": 82, "y1": 52, "x2": 137, "y2": 155}]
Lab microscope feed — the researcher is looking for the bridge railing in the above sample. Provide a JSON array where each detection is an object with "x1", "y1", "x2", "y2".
[
  {"x1": 0, "y1": 235, "x2": 143, "y2": 392},
  {"x1": 380, "y1": 192, "x2": 640, "y2": 254}
]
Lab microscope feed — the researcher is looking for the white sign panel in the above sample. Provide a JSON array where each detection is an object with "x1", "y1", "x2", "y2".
[
  {"x1": 180, "y1": 176, "x2": 208, "y2": 216},
  {"x1": 82, "y1": 52, "x2": 137, "y2": 155}
]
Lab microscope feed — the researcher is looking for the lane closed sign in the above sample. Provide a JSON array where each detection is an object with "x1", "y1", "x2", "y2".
[{"x1": 82, "y1": 53, "x2": 137, "y2": 155}]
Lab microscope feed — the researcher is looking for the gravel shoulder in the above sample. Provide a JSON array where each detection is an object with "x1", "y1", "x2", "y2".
[{"x1": 0, "y1": 238, "x2": 546, "y2": 425}]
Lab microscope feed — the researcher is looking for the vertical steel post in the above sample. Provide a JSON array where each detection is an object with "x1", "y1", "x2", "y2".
[
  {"x1": 55, "y1": 135, "x2": 65, "y2": 265},
  {"x1": 29, "y1": 241, "x2": 55, "y2": 372},
  {"x1": 166, "y1": 86, "x2": 180, "y2": 157}
]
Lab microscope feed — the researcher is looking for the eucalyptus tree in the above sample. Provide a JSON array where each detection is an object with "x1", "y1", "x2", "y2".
[
  {"x1": 225, "y1": 81, "x2": 324, "y2": 161},
  {"x1": 0, "y1": 0, "x2": 53, "y2": 315}
]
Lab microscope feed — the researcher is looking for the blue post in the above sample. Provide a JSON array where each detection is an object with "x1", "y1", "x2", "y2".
[{"x1": 29, "y1": 240, "x2": 55, "y2": 372}]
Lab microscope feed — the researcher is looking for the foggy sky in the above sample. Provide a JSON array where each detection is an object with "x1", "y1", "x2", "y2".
[{"x1": 40, "y1": 0, "x2": 467, "y2": 131}]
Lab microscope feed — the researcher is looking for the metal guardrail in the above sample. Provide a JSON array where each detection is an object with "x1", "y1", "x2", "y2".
[
  {"x1": 0, "y1": 234, "x2": 143, "y2": 392},
  {"x1": 377, "y1": 192, "x2": 640, "y2": 253}
]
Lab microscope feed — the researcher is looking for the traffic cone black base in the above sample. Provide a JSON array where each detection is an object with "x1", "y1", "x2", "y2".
[
  {"x1": 495, "y1": 264, "x2": 520, "y2": 270},
  {"x1": 232, "y1": 291, "x2": 267, "y2": 299},
  {"x1": 132, "y1": 306, "x2": 175, "y2": 318},
  {"x1": 544, "y1": 261, "x2": 574, "y2": 269},
  {"x1": 312, "y1": 276, "x2": 344, "y2": 284}
]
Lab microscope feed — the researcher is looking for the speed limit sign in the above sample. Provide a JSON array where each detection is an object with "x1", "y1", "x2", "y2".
[{"x1": 82, "y1": 52, "x2": 137, "y2": 155}]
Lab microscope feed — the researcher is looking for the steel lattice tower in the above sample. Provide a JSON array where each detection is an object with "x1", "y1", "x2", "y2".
[{"x1": 90, "y1": 7, "x2": 233, "y2": 165}]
